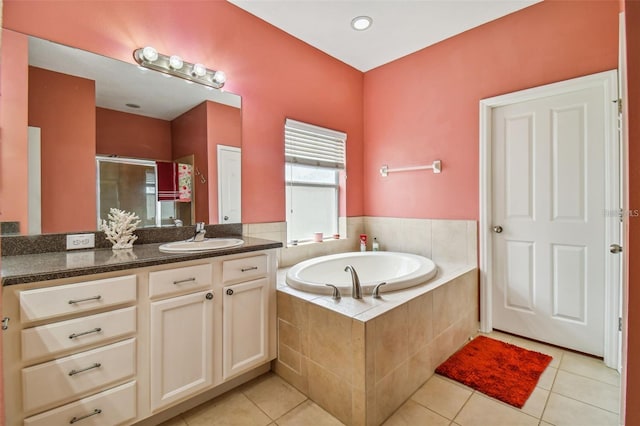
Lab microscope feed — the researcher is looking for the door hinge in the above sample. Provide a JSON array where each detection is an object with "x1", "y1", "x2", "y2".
[
  {"x1": 619, "y1": 317, "x2": 623, "y2": 332},
  {"x1": 1, "y1": 317, "x2": 9, "y2": 330},
  {"x1": 615, "y1": 98, "x2": 623, "y2": 115}
]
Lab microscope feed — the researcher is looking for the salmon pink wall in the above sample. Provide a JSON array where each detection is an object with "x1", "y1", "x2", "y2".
[
  {"x1": 0, "y1": 27, "x2": 27, "y2": 424},
  {"x1": 206, "y1": 101, "x2": 242, "y2": 223},
  {"x1": 363, "y1": 0, "x2": 618, "y2": 219},
  {"x1": 0, "y1": 30, "x2": 28, "y2": 234},
  {"x1": 624, "y1": 1, "x2": 640, "y2": 423},
  {"x1": 28, "y1": 67, "x2": 96, "y2": 233},
  {"x1": 96, "y1": 107, "x2": 172, "y2": 161},
  {"x1": 2, "y1": 0, "x2": 365, "y2": 224},
  {"x1": 171, "y1": 102, "x2": 209, "y2": 224}
]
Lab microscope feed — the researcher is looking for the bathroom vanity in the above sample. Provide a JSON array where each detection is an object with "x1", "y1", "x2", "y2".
[{"x1": 1, "y1": 237, "x2": 280, "y2": 426}]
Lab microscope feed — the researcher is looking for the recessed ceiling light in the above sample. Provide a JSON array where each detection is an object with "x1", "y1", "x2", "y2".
[{"x1": 351, "y1": 16, "x2": 372, "y2": 31}]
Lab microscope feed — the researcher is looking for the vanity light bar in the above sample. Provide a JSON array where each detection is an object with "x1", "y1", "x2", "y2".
[{"x1": 133, "y1": 46, "x2": 226, "y2": 89}]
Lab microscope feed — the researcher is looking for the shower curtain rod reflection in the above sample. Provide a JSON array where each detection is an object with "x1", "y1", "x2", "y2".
[{"x1": 379, "y1": 160, "x2": 442, "y2": 177}]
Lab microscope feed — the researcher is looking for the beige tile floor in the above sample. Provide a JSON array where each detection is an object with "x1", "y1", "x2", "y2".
[{"x1": 161, "y1": 332, "x2": 621, "y2": 426}]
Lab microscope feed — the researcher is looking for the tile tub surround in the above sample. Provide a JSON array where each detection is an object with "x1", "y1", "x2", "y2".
[
  {"x1": 273, "y1": 264, "x2": 478, "y2": 426},
  {"x1": 362, "y1": 217, "x2": 477, "y2": 266},
  {"x1": 243, "y1": 217, "x2": 365, "y2": 268},
  {"x1": 243, "y1": 217, "x2": 476, "y2": 269}
]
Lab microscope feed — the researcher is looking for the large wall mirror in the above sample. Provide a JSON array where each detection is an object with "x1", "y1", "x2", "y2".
[{"x1": 5, "y1": 36, "x2": 242, "y2": 235}]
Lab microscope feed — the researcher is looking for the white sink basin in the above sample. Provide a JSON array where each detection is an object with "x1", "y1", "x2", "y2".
[{"x1": 159, "y1": 238, "x2": 244, "y2": 253}]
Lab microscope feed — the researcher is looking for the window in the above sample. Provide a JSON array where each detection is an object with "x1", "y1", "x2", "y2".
[{"x1": 284, "y1": 119, "x2": 346, "y2": 243}]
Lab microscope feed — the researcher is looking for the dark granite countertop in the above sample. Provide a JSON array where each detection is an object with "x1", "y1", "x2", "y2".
[{"x1": 1, "y1": 236, "x2": 282, "y2": 286}]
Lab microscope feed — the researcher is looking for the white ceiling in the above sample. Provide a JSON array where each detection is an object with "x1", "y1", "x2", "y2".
[{"x1": 229, "y1": 0, "x2": 541, "y2": 72}]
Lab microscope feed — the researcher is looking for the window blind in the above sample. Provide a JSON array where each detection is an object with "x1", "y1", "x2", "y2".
[{"x1": 285, "y1": 118, "x2": 346, "y2": 169}]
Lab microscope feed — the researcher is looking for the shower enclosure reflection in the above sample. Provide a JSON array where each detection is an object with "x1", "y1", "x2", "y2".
[{"x1": 97, "y1": 156, "x2": 192, "y2": 228}]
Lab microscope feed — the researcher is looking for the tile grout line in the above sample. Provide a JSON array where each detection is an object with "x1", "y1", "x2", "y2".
[
  {"x1": 450, "y1": 388, "x2": 475, "y2": 423},
  {"x1": 272, "y1": 398, "x2": 312, "y2": 424},
  {"x1": 238, "y1": 375, "x2": 315, "y2": 424},
  {"x1": 546, "y1": 389, "x2": 621, "y2": 415},
  {"x1": 555, "y1": 364, "x2": 622, "y2": 387},
  {"x1": 538, "y1": 361, "x2": 560, "y2": 422}
]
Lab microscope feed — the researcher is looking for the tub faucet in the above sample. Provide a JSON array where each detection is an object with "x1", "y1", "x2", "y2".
[
  {"x1": 344, "y1": 265, "x2": 362, "y2": 299},
  {"x1": 192, "y1": 222, "x2": 206, "y2": 242}
]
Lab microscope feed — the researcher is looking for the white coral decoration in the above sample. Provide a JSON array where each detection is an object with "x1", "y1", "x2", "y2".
[{"x1": 99, "y1": 208, "x2": 141, "y2": 250}]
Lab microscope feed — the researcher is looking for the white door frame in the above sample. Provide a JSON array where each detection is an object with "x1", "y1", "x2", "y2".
[{"x1": 479, "y1": 70, "x2": 620, "y2": 367}]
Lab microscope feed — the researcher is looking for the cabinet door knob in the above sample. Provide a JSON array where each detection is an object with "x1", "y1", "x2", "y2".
[
  {"x1": 493, "y1": 225, "x2": 503, "y2": 233},
  {"x1": 206, "y1": 292, "x2": 214, "y2": 300},
  {"x1": 226, "y1": 289, "x2": 234, "y2": 296}
]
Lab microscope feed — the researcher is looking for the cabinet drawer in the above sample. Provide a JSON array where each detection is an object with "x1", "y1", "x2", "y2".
[
  {"x1": 222, "y1": 255, "x2": 267, "y2": 283},
  {"x1": 20, "y1": 275, "x2": 137, "y2": 323},
  {"x1": 21, "y1": 307, "x2": 136, "y2": 363},
  {"x1": 24, "y1": 381, "x2": 136, "y2": 426},
  {"x1": 22, "y1": 338, "x2": 136, "y2": 415},
  {"x1": 149, "y1": 263, "x2": 212, "y2": 298}
]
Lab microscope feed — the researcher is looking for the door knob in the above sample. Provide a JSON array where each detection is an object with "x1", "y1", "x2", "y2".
[
  {"x1": 493, "y1": 225, "x2": 503, "y2": 233},
  {"x1": 610, "y1": 244, "x2": 623, "y2": 254},
  {"x1": 224, "y1": 216, "x2": 229, "y2": 221}
]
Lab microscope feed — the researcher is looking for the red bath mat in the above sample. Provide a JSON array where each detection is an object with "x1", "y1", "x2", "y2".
[{"x1": 435, "y1": 335, "x2": 552, "y2": 408}]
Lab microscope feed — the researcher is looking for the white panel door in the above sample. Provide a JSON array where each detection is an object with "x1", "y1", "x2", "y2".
[
  {"x1": 492, "y1": 85, "x2": 607, "y2": 356},
  {"x1": 217, "y1": 145, "x2": 242, "y2": 223}
]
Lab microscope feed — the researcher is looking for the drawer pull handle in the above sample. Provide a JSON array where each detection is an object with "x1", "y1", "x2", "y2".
[
  {"x1": 68, "y1": 362, "x2": 101, "y2": 376},
  {"x1": 70, "y1": 408, "x2": 102, "y2": 424},
  {"x1": 68, "y1": 295, "x2": 102, "y2": 305},
  {"x1": 241, "y1": 266, "x2": 259, "y2": 272},
  {"x1": 69, "y1": 327, "x2": 102, "y2": 339},
  {"x1": 173, "y1": 277, "x2": 196, "y2": 285}
]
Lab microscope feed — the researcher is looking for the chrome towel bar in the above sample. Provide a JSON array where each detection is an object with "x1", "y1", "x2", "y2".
[{"x1": 379, "y1": 160, "x2": 442, "y2": 176}]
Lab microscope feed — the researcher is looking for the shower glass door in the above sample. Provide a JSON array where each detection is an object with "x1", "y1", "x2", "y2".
[{"x1": 96, "y1": 156, "x2": 158, "y2": 228}]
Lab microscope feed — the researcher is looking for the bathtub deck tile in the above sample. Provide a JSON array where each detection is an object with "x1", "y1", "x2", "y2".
[{"x1": 312, "y1": 295, "x2": 384, "y2": 318}]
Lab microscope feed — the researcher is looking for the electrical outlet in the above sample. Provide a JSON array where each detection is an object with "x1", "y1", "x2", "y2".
[{"x1": 66, "y1": 233, "x2": 95, "y2": 250}]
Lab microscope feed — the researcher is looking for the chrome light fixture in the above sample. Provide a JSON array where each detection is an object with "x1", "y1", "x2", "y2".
[{"x1": 133, "y1": 46, "x2": 226, "y2": 89}]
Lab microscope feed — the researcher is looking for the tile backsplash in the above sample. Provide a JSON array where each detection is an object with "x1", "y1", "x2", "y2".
[{"x1": 242, "y1": 217, "x2": 477, "y2": 268}]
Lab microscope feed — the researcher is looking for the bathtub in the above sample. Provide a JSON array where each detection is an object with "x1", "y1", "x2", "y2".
[{"x1": 285, "y1": 251, "x2": 437, "y2": 296}]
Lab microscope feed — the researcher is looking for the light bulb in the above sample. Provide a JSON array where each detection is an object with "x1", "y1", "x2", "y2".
[
  {"x1": 142, "y1": 46, "x2": 158, "y2": 62},
  {"x1": 212, "y1": 70, "x2": 226, "y2": 85},
  {"x1": 192, "y1": 63, "x2": 207, "y2": 78},
  {"x1": 169, "y1": 55, "x2": 183, "y2": 70}
]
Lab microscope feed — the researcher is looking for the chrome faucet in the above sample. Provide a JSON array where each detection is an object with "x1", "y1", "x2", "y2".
[
  {"x1": 344, "y1": 265, "x2": 362, "y2": 299},
  {"x1": 192, "y1": 222, "x2": 207, "y2": 242}
]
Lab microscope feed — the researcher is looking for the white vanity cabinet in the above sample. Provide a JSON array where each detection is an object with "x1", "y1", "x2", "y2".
[
  {"x1": 2, "y1": 247, "x2": 278, "y2": 426},
  {"x1": 148, "y1": 263, "x2": 214, "y2": 411},
  {"x1": 2, "y1": 274, "x2": 138, "y2": 426}
]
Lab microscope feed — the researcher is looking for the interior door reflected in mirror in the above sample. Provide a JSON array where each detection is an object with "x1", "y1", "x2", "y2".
[{"x1": 0, "y1": 35, "x2": 242, "y2": 236}]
